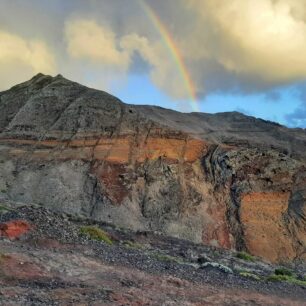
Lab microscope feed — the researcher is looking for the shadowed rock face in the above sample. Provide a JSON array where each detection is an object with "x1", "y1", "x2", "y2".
[{"x1": 0, "y1": 74, "x2": 305, "y2": 263}]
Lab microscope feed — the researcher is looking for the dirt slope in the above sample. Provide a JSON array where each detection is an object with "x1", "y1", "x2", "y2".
[{"x1": 0, "y1": 202, "x2": 305, "y2": 305}]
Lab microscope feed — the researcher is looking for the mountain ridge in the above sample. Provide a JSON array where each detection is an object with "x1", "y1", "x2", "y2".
[
  {"x1": 0, "y1": 74, "x2": 305, "y2": 263},
  {"x1": 2, "y1": 73, "x2": 305, "y2": 159}
]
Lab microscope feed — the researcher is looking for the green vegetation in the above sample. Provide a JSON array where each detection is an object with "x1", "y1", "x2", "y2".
[
  {"x1": 267, "y1": 274, "x2": 291, "y2": 282},
  {"x1": 236, "y1": 251, "x2": 255, "y2": 262},
  {"x1": 152, "y1": 252, "x2": 182, "y2": 264},
  {"x1": 80, "y1": 226, "x2": 113, "y2": 245},
  {"x1": 237, "y1": 266, "x2": 305, "y2": 286},
  {"x1": 0, "y1": 203, "x2": 13, "y2": 213},
  {"x1": 274, "y1": 267, "x2": 294, "y2": 277},
  {"x1": 1, "y1": 190, "x2": 7, "y2": 193},
  {"x1": 267, "y1": 272, "x2": 306, "y2": 287},
  {"x1": 123, "y1": 240, "x2": 146, "y2": 250},
  {"x1": 239, "y1": 271, "x2": 261, "y2": 281}
]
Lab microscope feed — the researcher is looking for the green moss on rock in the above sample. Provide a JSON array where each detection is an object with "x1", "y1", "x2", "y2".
[
  {"x1": 80, "y1": 226, "x2": 113, "y2": 245},
  {"x1": 236, "y1": 252, "x2": 255, "y2": 262}
]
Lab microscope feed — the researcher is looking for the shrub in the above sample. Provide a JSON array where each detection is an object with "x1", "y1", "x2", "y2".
[
  {"x1": 267, "y1": 274, "x2": 290, "y2": 282},
  {"x1": 267, "y1": 274, "x2": 306, "y2": 286},
  {"x1": 236, "y1": 252, "x2": 255, "y2": 262},
  {"x1": 274, "y1": 268, "x2": 294, "y2": 277},
  {"x1": 80, "y1": 226, "x2": 113, "y2": 245}
]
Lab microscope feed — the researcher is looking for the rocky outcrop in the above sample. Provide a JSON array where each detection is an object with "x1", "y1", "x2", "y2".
[{"x1": 0, "y1": 73, "x2": 305, "y2": 263}]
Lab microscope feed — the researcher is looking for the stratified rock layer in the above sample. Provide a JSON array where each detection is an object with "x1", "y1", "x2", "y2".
[{"x1": 0, "y1": 74, "x2": 305, "y2": 262}]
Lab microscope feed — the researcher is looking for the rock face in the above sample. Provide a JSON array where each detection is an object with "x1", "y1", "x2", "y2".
[{"x1": 0, "y1": 73, "x2": 305, "y2": 263}]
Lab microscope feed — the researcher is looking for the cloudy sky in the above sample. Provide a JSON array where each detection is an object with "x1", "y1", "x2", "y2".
[{"x1": 1, "y1": 0, "x2": 306, "y2": 127}]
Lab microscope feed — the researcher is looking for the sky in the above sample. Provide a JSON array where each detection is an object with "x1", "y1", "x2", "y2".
[{"x1": 1, "y1": 0, "x2": 306, "y2": 128}]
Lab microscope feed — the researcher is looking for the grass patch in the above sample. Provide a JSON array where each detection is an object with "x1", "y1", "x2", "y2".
[
  {"x1": 123, "y1": 240, "x2": 146, "y2": 250},
  {"x1": 236, "y1": 252, "x2": 255, "y2": 262},
  {"x1": 267, "y1": 274, "x2": 291, "y2": 282},
  {"x1": 274, "y1": 268, "x2": 294, "y2": 277},
  {"x1": 239, "y1": 271, "x2": 261, "y2": 281},
  {"x1": 267, "y1": 274, "x2": 306, "y2": 287},
  {"x1": 80, "y1": 226, "x2": 113, "y2": 245},
  {"x1": 152, "y1": 252, "x2": 182, "y2": 264},
  {"x1": 267, "y1": 267, "x2": 305, "y2": 286}
]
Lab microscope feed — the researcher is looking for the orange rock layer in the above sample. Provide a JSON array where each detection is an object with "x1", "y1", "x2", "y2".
[
  {"x1": 0, "y1": 136, "x2": 208, "y2": 164},
  {"x1": 240, "y1": 192, "x2": 295, "y2": 262}
]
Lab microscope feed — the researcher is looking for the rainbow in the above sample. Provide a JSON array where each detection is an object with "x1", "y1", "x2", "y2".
[{"x1": 139, "y1": 0, "x2": 199, "y2": 111}]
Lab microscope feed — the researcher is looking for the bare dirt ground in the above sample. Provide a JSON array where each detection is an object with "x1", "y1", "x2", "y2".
[{"x1": 0, "y1": 202, "x2": 305, "y2": 305}]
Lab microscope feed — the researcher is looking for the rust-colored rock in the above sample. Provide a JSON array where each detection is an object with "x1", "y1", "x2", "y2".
[
  {"x1": 240, "y1": 192, "x2": 296, "y2": 262},
  {"x1": 0, "y1": 136, "x2": 208, "y2": 164},
  {"x1": 0, "y1": 220, "x2": 32, "y2": 240}
]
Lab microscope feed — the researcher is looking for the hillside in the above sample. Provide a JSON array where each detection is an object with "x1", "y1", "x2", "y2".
[
  {"x1": 0, "y1": 202, "x2": 305, "y2": 305},
  {"x1": 0, "y1": 73, "x2": 305, "y2": 263}
]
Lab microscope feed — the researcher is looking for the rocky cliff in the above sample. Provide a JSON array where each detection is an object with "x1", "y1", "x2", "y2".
[{"x1": 0, "y1": 73, "x2": 305, "y2": 263}]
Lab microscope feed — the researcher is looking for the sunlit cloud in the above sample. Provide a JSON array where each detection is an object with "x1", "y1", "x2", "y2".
[
  {"x1": 186, "y1": 0, "x2": 306, "y2": 89},
  {"x1": 0, "y1": 30, "x2": 56, "y2": 89},
  {"x1": 65, "y1": 19, "x2": 130, "y2": 69},
  {"x1": 65, "y1": 18, "x2": 189, "y2": 100}
]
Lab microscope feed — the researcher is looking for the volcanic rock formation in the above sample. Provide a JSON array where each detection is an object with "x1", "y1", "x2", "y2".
[{"x1": 0, "y1": 73, "x2": 305, "y2": 263}]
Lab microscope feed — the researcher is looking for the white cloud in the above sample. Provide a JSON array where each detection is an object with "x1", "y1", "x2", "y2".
[
  {"x1": 65, "y1": 18, "x2": 188, "y2": 99},
  {"x1": 0, "y1": 30, "x2": 56, "y2": 90},
  {"x1": 120, "y1": 34, "x2": 188, "y2": 99},
  {"x1": 186, "y1": 0, "x2": 306, "y2": 85},
  {"x1": 65, "y1": 19, "x2": 130, "y2": 70}
]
